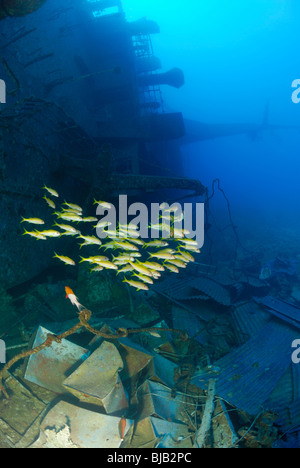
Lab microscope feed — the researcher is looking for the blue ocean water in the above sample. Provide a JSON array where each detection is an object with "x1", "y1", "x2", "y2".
[{"x1": 124, "y1": 0, "x2": 300, "y2": 230}]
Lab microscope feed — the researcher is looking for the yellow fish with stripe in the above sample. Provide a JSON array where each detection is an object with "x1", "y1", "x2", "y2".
[
  {"x1": 53, "y1": 253, "x2": 76, "y2": 265},
  {"x1": 43, "y1": 186, "x2": 59, "y2": 198},
  {"x1": 21, "y1": 217, "x2": 45, "y2": 225},
  {"x1": 123, "y1": 278, "x2": 149, "y2": 291}
]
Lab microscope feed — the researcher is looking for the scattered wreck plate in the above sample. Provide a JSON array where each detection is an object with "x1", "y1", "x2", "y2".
[
  {"x1": 137, "y1": 379, "x2": 186, "y2": 422},
  {"x1": 63, "y1": 340, "x2": 128, "y2": 413},
  {"x1": 30, "y1": 400, "x2": 132, "y2": 448},
  {"x1": 127, "y1": 416, "x2": 192, "y2": 448},
  {"x1": 24, "y1": 326, "x2": 88, "y2": 394}
]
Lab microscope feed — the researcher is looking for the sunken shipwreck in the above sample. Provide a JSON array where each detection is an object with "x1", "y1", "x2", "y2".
[{"x1": 0, "y1": 0, "x2": 299, "y2": 450}]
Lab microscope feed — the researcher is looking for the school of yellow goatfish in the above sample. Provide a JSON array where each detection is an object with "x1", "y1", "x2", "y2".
[{"x1": 21, "y1": 186, "x2": 200, "y2": 292}]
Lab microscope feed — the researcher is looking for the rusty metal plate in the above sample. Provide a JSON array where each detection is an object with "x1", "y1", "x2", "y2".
[
  {"x1": 24, "y1": 326, "x2": 88, "y2": 394},
  {"x1": 118, "y1": 337, "x2": 153, "y2": 380},
  {"x1": 30, "y1": 400, "x2": 132, "y2": 448},
  {"x1": 63, "y1": 340, "x2": 128, "y2": 414},
  {"x1": 137, "y1": 379, "x2": 186, "y2": 422},
  {"x1": 127, "y1": 416, "x2": 192, "y2": 448}
]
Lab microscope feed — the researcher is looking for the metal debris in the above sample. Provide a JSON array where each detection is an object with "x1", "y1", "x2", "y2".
[
  {"x1": 153, "y1": 274, "x2": 232, "y2": 307},
  {"x1": 126, "y1": 416, "x2": 193, "y2": 448},
  {"x1": 254, "y1": 295, "x2": 300, "y2": 329},
  {"x1": 191, "y1": 320, "x2": 298, "y2": 416},
  {"x1": 136, "y1": 379, "x2": 186, "y2": 421},
  {"x1": 24, "y1": 326, "x2": 88, "y2": 394},
  {"x1": 63, "y1": 340, "x2": 128, "y2": 413},
  {"x1": 30, "y1": 400, "x2": 132, "y2": 448}
]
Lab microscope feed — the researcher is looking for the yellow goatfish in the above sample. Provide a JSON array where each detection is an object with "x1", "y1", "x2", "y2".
[
  {"x1": 149, "y1": 251, "x2": 175, "y2": 260},
  {"x1": 129, "y1": 261, "x2": 153, "y2": 277},
  {"x1": 132, "y1": 274, "x2": 154, "y2": 285},
  {"x1": 21, "y1": 217, "x2": 45, "y2": 225},
  {"x1": 123, "y1": 278, "x2": 149, "y2": 291},
  {"x1": 43, "y1": 196, "x2": 56, "y2": 209},
  {"x1": 38, "y1": 230, "x2": 61, "y2": 238},
  {"x1": 43, "y1": 186, "x2": 59, "y2": 198},
  {"x1": 93, "y1": 200, "x2": 113, "y2": 210},
  {"x1": 53, "y1": 253, "x2": 76, "y2": 266},
  {"x1": 164, "y1": 263, "x2": 179, "y2": 273},
  {"x1": 23, "y1": 230, "x2": 47, "y2": 240},
  {"x1": 62, "y1": 202, "x2": 82, "y2": 212},
  {"x1": 143, "y1": 261, "x2": 165, "y2": 272}
]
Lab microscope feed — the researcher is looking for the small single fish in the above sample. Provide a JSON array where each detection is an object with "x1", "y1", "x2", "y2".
[
  {"x1": 95, "y1": 220, "x2": 112, "y2": 229},
  {"x1": 61, "y1": 208, "x2": 83, "y2": 215},
  {"x1": 112, "y1": 254, "x2": 135, "y2": 263},
  {"x1": 78, "y1": 235, "x2": 102, "y2": 246},
  {"x1": 54, "y1": 253, "x2": 76, "y2": 266},
  {"x1": 90, "y1": 266, "x2": 104, "y2": 272},
  {"x1": 166, "y1": 258, "x2": 187, "y2": 268},
  {"x1": 172, "y1": 228, "x2": 190, "y2": 238},
  {"x1": 38, "y1": 230, "x2": 61, "y2": 238},
  {"x1": 123, "y1": 278, "x2": 149, "y2": 291},
  {"x1": 43, "y1": 196, "x2": 56, "y2": 209},
  {"x1": 164, "y1": 263, "x2": 179, "y2": 273},
  {"x1": 114, "y1": 241, "x2": 139, "y2": 251},
  {"x1": 60, "y1": 231, "x2": 81, "y2": 237},
  {"x1": 113, "y1": 259, "x2": 131, "y2": 266},
  {"x1": 54, "y1": 223, "x2": 78, "y2": 233},
  {"x1": 65, "y1": 286, "x2": 84, "y2": 311},
  {"x1": 118, "y1": 230, "x2": 139, "y2": 239},
  {"x1": 149, "y1": 223, "x2": 171, "y2": 232},
  {"x1": 23, "y1": 230, "x2": 47, "y2": 240},
  {"x1": 21, "y1": 217, "x2": 45, "y2": 225},
  {"x1": 132, "y1": 273, "x2": 154, "y2": 285},
  {"x1": 178, "y1": 250, "x2": 195, "y2": 262},
  {"x1": 174, "y1": 254, "x2": 189, "y2": 263},
  {"x1": 143, "y1": 261, "x2": 165, "y2": 271},
  {"x1": 129, "y1": 261, "x2": 153, "y2": 277},
  {"x1": 79, "y1": 255, "x2": 109, "y2": 263},
  {"x1": 179, "y1": 244, "x2": 200, "y2": 253},
  {"x1": 62, "y1": 202, "x2": 82, "y2": 212},
  {"x1": 116, "y1": 264, "x2": 134, "y2": 274},
  {"x1": 98, "y1": 260, "x2": 118, "y2": 270},
  {"x1": 172, "y1": 228, "x2": 184, "y2": 238},
  {"x1": 179, "y1": 238, "x2": 199, "y2": 247},
  {"x1": 93, "y1": 199, "x2": 113, "y2": 210},
  {"x1": 43, "y1": 186, "x2": 59, "y2": 198},
  {"x1": 149, "y1": 251, "x2": 175, "y2": 260},
  {"x1": 102, "y1": 241, "x2": 118, "y2": 250},
  {"x1": 159, "y1": 203, "x2": 179, "y2": 213},
  {"x1": 151, "y1": 271, "x2": 161, "y2": 279},
  {"x1": 57, "y1": 213, "x2": 82, "y2": 222},
  {"x1": 79, "y1": 241, "x2": 95, "y2": 248},
  {"x1": 143, "y1": 240, "x2": 169, "y2": 248},
  {"x1": 100, "y1": 229, "x2": 118, "y2": 237},
  {"x1": 147, "y1": 330, "x2": 161, "y2": 338},
  {"x1": 81, "y1": 217, "x2": 98, "y2": 223}
]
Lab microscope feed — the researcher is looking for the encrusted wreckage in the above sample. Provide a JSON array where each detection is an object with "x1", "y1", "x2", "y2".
[{"x1": 0, "y1": 0, "x2": 299, "y2": 450}]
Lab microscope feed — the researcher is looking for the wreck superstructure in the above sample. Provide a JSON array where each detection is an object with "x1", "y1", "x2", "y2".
[{"x1": 0, "y1": 0, "x2": 205, "y2": 289}]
